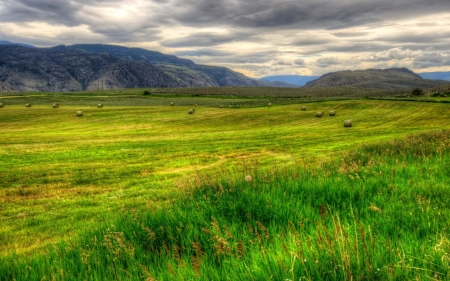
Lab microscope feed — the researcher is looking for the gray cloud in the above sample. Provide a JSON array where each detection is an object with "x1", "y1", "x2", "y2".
[
  {"x1": 0, "y1": 0, "x2": 83, "y2": 26},
  {"x1": 166, "y1": 0, "x2": 450, "y2": 29},
  {"x1": 292, "y1": 37, "x2": 331, "y2": 46},
  {"x1": 162, "y1": 32, "x2": 253, "y2": 48},
  {"x1": 173, "y1": 49, "x2": 235, "y2": 57},
  {"x1": 316, "y1": 57, "x2": 340, "y2": 68},
  {"x1": 413, "y1": 52, "x2": 450, "y2": 68},
  {"x1": 294, "y1": 59, "x2": 306, "y2": 66},
  {"x1": 1, "y1": 0, "x2": 450, "y2": 76}
]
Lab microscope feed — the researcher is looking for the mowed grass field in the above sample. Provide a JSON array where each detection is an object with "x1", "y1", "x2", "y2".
[{"x1": 1, "y1": 95, "x2": 450, "y2": 280}]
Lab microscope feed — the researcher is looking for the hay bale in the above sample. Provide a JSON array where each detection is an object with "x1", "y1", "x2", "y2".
[
  {"x1": 267, "y1": 102, "x2": 272, "y2": 107},
  {"x1": 170, "y1": 102, "x2": 175, "y2": 106},
  {"x1": 301, "y1": 106, "x2": 307, "y2": 111},
  {"x1": 25, "y1": 103, "x2": 32, "y2": 107},
  {"x1": 245, "y1": 175, "x2": 252, "y2": 182},
  {"x1": 316, "y1": 111, "x2": 323, "y2": 117},
  {"x1": 344, "y1": 119, "x2": 352, "y2": 127},
  {"x1": 52, "y1": 103, "x2": 59, "y2": 108},
  {"x1": 98, "y1": 103, "x2": 103, "y2": 108},
  {"x1": 188, "y1": 109, "x2": 195, "y2": 114},
  {"x1": 76, "y1": 111, "x2": 83, "y2": 117},
  {"x1": 329, "y1": 110, "x2": 336, "y2": 116},
  {"x1": 0, "y1": 102, "x2": 4, "y2": 108}
]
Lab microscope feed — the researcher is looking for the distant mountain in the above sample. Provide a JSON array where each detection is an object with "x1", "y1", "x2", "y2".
[
  {"x1": 0, "y1": 40, "x2": 35, "y2": 48},
  {"x1": 304, "y1": 68, "x2": 447, "y2": 90},
  {"x1": 0, "y1": 44, "x2": 268, "y2": 92},
  {"x1": 260, "y1": 75, "x2": 320, "y2": 86},
  {"x1": 418, "y1": 72, "x2": 450, "y2": 81},
  {"x1": 264, "y1": 81, "x2": 301, "y2": 88}
]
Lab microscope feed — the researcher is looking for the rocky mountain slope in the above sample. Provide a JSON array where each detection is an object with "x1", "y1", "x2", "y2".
[
  {"x1": 304, "y1": 68, "x2": 447, "y2": 90},
  {"x1": 0, "y1": 44, "x2": 267, "y2": 92}
]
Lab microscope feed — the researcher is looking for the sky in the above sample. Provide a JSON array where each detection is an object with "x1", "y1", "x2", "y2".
[{"x1": 0, "y1": 0, "x2": 449, "y2": 78}]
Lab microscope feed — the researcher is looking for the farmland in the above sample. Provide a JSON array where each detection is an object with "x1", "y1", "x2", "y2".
[{"x1": 0, "y1": 89, "x2": 449, "y2": 280}]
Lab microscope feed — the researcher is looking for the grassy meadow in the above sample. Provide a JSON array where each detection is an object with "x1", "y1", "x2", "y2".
[{"x1": 0, "y1": 90, "x2": 449, "y2": 280}]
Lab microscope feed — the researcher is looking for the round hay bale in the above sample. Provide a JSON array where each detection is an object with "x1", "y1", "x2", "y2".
[
  {"x1": 76, "y1": 111, "x2": 83, "y2": 117},
  {"x1": 98, "y1": 103, "x2": 103, "y2": 108},
  {"x1": 344, "y1": 119, "x2": 352, "y2": 127},
  {"x1": 170, "y1": 102, "x2": 175, "y2": 106},
  {"x1": 267, "y1": 102, "x2": 272, "y2": 107},
  {"x1": 25, "y1": 103, "x2": 32, "y2": 107},
  {"x1": 188, "y1": 109, "x2": 195, "y2": 114},
  {"x1": 316, "y1": 111, "x2": 323, "y2": 117},
  {"x1": 0, "y1": 102, "x2": 4, "y2": 108},
  {"x1": 329, "y1": 110, "x2": 336, "y2": 116},
  {"x1": 245, "y1": 175, "x2": 252, "y2": 182},
  {"x1": 301, "y1": 106, "x2": 307, "y2": 111},
  {"x1": 52, "y1": 103, "x2": 59, "y2": 108}
]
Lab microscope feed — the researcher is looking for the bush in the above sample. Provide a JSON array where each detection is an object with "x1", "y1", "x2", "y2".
[
  {"x1": 412, "y1": 88, "x2": 424, "y2": 96},
  {"x1": 143, "y1": 90, "x2": 150, "y2": 95}
]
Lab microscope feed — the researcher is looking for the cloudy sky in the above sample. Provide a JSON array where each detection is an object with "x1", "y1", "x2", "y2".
[{"x1": 1, "y1": 0, "x2": 449, "y2": 77}]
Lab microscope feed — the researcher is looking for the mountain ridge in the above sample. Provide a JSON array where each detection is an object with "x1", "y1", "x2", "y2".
[{"x1": 0, "y1": 44, "x2": 268, "y2": 92}]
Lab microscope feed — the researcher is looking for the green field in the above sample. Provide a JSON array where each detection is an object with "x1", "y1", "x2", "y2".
[{"x1": 1, "y1": 91, "x2": 449, "y2": 280}]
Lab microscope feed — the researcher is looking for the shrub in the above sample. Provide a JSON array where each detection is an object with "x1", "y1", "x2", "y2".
[{"x1": 412, "y1": 88, "x2": 424, "y2": 96}]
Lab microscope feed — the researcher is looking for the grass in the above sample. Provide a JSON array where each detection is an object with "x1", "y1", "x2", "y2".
[
  {"x1": 0, "y1": 94, "x2": 449, "y2": 280},
  {"x1": 1, "y1": 130, "x2": 449, "y2": 280}
]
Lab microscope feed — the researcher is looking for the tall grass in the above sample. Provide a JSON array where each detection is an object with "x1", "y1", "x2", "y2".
[{"x1": 2, "y1": 130, "x2": 449, "y2": 280}]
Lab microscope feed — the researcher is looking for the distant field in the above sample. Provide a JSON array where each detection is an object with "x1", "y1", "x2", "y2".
[
  {"x1": 1, "y1": 86, "x2": 448, "y2": 107},
  {"x1": 0, "y1": 94, "x2": 449, "y2": 280}
]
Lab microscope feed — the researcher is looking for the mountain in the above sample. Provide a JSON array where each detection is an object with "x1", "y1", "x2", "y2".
[
  {"x1": 0, "y1": 44, "x2": 267, "y2": 92},
  {"x1": 260, "y1": 75, "x2": 320, "y2": 86},
  {"x1": 418, "y1": 72, "x2": 450, "y2": 81},
  {"x1": 263, "y1": 81, "x2": 301, "y2": 88},
  {"x1": 304, "y1": 68, "x2": 447, "y2": 90},
  {"x1": 0, "y1": 40, "x2": 35, "y2": 48}
]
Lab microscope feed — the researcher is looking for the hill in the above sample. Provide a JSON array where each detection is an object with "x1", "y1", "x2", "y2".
[
  {"x1": 304, "y1": 68, "x2": 447, "y2": 90},
  {"x1": 0, "y1": 40, "x2": 35, "y2": 48},
  {"x1": 0, "y1": 44, "x2": 267, "y2": 92}
]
